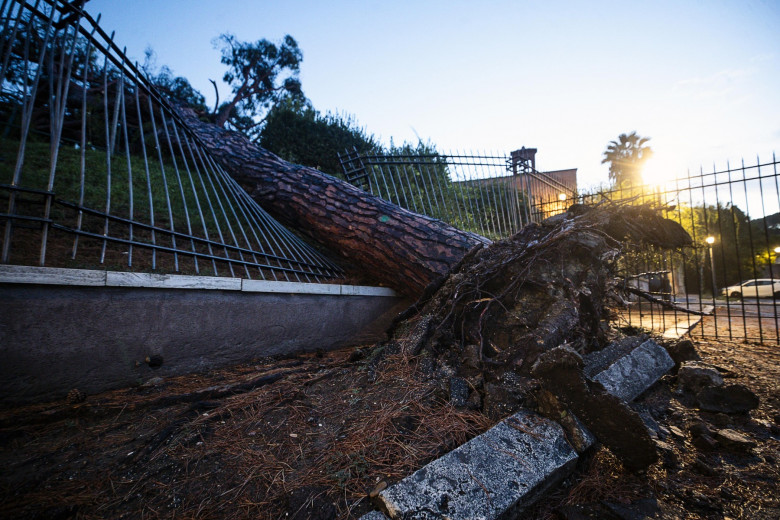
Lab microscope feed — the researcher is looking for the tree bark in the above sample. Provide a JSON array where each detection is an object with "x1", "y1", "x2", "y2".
[{"x1": 175, "y1": 106, "x2": 489, "y2": 297}]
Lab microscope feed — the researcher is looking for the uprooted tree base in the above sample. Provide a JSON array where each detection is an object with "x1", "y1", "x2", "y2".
[{"x1": 382, "y1": 201, "x2": 692, "y2": 470}]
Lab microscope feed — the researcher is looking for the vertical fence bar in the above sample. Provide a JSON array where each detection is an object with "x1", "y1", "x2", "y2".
[
  {"x1": 71, "y1": 16, "x2": 96, "y2": 259},
  {"x1": 41, "y1": 8, "x2": 80, "y2": 264},
  {"x1": 755, "y1": 155, "x2": 780, "y2": 343},
  {"x1": 98, "y1": 34, "x2": 112, "y2": 264},
  {"x1": 117, "y1": 51, "x2": 135, "y2": 266},
  {"x1": 2, "y1": 0, "x2": 55, "y2": 263},
  {"x1": 159, "y1": 110, "x2": 201, "y2": 274},
  {"x1": 740, "y1": 158, "x2": 764, "y2": 341},
  {"x1": 146, "y1": 95, "x2": 178, "y2": 271},
  {"x1": 130, "y1": 63, "x2": 156, "y2": 269},
  {"x1": 725, "y1": 161, "x2": 748, "y2": 340}
]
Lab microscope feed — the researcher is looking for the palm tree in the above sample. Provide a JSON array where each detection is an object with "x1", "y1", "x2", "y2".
[{"x1": 601, "y1": 132, "x2": 653, "y2": 187}]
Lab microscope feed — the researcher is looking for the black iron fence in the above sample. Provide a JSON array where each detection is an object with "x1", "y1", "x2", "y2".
[
  {"x1": 0, "y1": 0, "x2": 343, "y2": 282},
  {"x1": 338, "y1": 147, "x2": 576, "y2": 241},
  {"x1": 540, "y1": 156, "x2": 780, "y2": 344}
]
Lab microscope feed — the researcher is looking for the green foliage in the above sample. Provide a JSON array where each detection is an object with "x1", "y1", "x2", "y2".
[
  {"x1": 0, "y1": 138, "x2": 228, "y2": 235},
  {"x1": 259, "y1": 98, "x2": 378, "y2": 175},
  {"x1": 365, "y1": 141, "x2": 525, "y2": 240},
  {"x1": 213, "y1": 33, "x2": 303, "y2": 140},
  {"x1": 602, "y1": 132, "x2": 653, "y2": 187}
]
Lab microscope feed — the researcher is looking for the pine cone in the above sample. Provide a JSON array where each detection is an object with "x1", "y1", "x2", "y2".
[{"x1": 66, "y1": 388, "x2": 86, "y2": 404}]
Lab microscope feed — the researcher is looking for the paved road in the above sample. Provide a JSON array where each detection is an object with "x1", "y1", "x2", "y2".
[{"x1": 671, "y1": 295, "x2": 780, "y2": 319}]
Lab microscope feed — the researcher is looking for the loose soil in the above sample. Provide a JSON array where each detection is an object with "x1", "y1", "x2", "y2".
[{"x1": 0, "y1": 334, "x2": 777, "y2": 519}]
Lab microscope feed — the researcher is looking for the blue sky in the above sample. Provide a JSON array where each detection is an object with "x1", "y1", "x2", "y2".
[{"x1": 87, "y1": 0, "x2": 780, "y2": 189}]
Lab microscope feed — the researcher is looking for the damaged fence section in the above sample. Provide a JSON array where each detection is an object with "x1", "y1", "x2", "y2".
[
  {"x1": 342, "y1": 145, "x2": 780, "y2": 344},
  {"x1": 0, "y1": 0, "x2": 343, "y2": 282}
]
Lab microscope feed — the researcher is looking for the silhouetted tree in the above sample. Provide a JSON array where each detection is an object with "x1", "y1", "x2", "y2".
[
  {"x1": 213, "y1": 33, "x2": 303, "y2": 141},
  {"x1": 601, "y1": 132, "x2": 653, "y2": 187}
]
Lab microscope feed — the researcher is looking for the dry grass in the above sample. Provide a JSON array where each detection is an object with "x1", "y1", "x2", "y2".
[{"x1": 0, "y1": 347, "x2": 493, "y2": 519}]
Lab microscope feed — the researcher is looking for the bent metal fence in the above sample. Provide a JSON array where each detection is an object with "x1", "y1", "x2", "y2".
[
  {"x1": 0, "y1": 0, "x2": 343, "y2": 282},
  {"x1": 338, "y1": 147, "x2": 576, "y2": 241}
]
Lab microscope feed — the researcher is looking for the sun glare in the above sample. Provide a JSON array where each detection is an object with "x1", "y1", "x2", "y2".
[{"x1": 641, "y1": 153, "x2": 683, "y2": 186}]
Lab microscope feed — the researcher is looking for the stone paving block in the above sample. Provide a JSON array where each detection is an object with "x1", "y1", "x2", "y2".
[
  {"x1": 359, "y1": 511, "x2": 390, "y2": 520},
  {"x1": 378, "y1": 410, "x2": 578, "y2": 520},
  {"x1": 590, "y1": 339, "x2": 674, "y2": 402}
]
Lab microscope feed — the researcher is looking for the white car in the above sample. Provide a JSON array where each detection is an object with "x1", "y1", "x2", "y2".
[{"x1": 721, "y1": 279, "x2": 780, "y2": 299}]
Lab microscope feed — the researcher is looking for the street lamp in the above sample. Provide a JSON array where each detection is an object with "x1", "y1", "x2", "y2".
[{"x1": 706, "y1": 236, "x2": 716, "y2": 298}]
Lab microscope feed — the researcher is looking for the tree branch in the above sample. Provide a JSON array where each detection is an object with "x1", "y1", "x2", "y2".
[
  {"x1": 623, "y1": 285, "x2": 711, "y2": 316},
  {"x1": 209, "y1": 78, "x2": 219, "y2": 114}
]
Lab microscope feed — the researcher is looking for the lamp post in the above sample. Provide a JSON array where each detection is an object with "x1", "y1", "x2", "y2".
[{"x1": 706, "y1": 236, "x2": 716, "y2": 298}]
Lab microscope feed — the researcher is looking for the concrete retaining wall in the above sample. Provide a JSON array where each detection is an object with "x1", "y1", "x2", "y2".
[{"x1": 0, "y1": 266, "x2": 408, "y2": 404}]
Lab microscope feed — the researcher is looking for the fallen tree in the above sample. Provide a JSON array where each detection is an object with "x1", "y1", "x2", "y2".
[
  {"x1": 177, "y1": 107, "x2": 693, "y2": 469},
  {"x1": 176, "y1": 106, "x2": 488, "y2": 296}
]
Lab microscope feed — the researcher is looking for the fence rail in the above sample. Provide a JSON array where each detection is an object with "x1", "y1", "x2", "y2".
[{"x1": 0, "y1": 0, "x2": 343, "y2": 282}]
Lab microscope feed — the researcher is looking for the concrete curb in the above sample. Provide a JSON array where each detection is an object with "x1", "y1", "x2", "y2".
[
  {"x1": 377, "y1": 411, "x2": 580, "y2": 520},
  {"x1": 589, "y1": 339, "x2": 674, "y2": 402},
  {"x1": 361, "y1": 339, "x2": 673, "y2": 520},
  {"x1": 0, "y1": 265, "x2": 398, "y2": 297}
]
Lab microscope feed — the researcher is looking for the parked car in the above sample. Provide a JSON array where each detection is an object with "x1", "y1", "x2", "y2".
[{"x1": 721, "y1": 279, "x2": 780, "y2": 299}]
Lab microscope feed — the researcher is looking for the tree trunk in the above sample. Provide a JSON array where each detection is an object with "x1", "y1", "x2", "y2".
[{"x1": 176, "y1": 106, "x2": 489, "y2": 297}]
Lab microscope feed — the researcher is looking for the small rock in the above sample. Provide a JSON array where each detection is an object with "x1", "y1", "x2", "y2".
[
  {"x1": 696, "y1": 384, "x2": 759, "y2": 414},
  {"x1": 692, "y1": 433, "x2": 718, "y2": 451},
  {"x1": 692, "y1": 456, "x2": 719, "y2": 476},
  {"x1": 654, "y1": 440, "x2": 679, "y2": 468},
  {"x1": 667, "y1": 425, "x2": 685, "y2": 439},
  {"x1": 665, "y1": 339, "x2": 701, "y2": 370},
  {"x1": 676, "y1": 361, "x2": 723, "y2": 395},
  {"x1": 688, "y1": 419, "x2": 713, "y2": 439},
  {"x1": 715, "y1": 429, "x2": 756, "y2": 451}
]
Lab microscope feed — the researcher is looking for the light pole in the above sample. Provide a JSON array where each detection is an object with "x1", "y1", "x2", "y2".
[{"x1": 706, "y1": 236, "x2": 716, "y2": 298}]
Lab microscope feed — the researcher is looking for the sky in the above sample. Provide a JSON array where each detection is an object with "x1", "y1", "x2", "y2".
[{"x1": 86, "y1": 0, "x2": 780, "y2": 190}]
